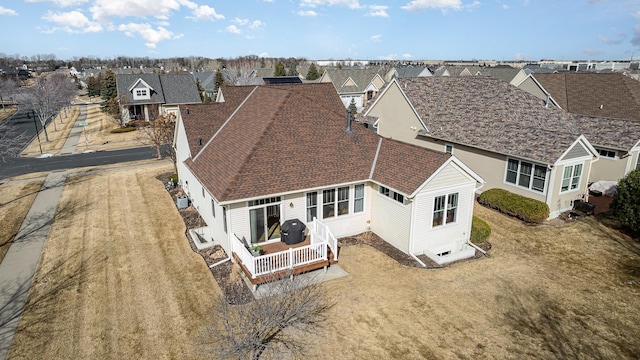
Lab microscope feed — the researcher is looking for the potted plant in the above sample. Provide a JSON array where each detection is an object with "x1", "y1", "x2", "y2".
[{"x1": 252, "y1": 245, "x2": 261, "y2": 256}]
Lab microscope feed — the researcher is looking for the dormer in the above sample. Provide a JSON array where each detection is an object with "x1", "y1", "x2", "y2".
[{"x1": 128, "y1": 78, "x2": 154, "y2": 101}]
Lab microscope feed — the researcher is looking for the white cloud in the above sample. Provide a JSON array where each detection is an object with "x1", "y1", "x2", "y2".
[
  {"x1": 583, "y1": 48, "x2": 603, "y2": 56},
  {"x1": 42, "y1": 10, "x2": 103, "y2": 32},
  {"x1": 26, "y1": 0, "x2": 89, "y2": 7},
  {"x1": 249, "y1": 20, "x2": 264, "y2": 29},
  {"x1": 297, "y1": 10, "x2": 318, "y2": 16},
  {"x1": 189, "y1": 5, "x2": 224, "y2": 21},
  {"x1": 401, "y1": 0, "x2": 462, "y2": 12},
  {"x1": 226, "y1": 25, "x2": 241, "y2": 34},
  {"x1": 300, "y1": 0, "x2": 361, "y2": 9},
  {"x1": 232, "y1": 18, "x2": 249, "y2": 25},
  {"x1": 0, "y1": 6, "x2": 17, "y2": 16},
  {"x1": 90, "y1": 0, "x2": 183, "y2": 22},
  {"x1": 370, "y1": 34, "x2": 382, "y2": 41},
  {"x1": 632, "y1": 25, "x2": 640, "y2": 47},
  {"x1": 366, "y1": 5, "x2": 389, "y2": 17},
  {"x1": 598, "y1": 34, "x2": 627, "y2": 45},
  {"x1": 402, "y1": 53, "x2": 412, "y2": 59},
  {"x1": 377, "y1": 54, "x2": 397, "y2": 60},
  {"x1": 118, "y1": 22, "x2": 182, "y2": 48}
]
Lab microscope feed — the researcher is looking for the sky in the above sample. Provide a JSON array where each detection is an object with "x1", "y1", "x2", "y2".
[{"x1": 0, "y1": 0, "x2": 639, "y2": 62}]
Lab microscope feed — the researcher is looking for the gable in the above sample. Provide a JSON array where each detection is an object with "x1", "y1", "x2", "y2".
[
  {"x1": 365, "y1": 80, "x2": 426, "y2": 136},
  {"x1": 420, "y1": 161, "x2": 476, "y2": 193},
  {"x1": 343, "y1": 77, "x2": 357, "y2": 87},
  {"x1": 560, "y1": 138, "x2": 594, "y2": 162}
]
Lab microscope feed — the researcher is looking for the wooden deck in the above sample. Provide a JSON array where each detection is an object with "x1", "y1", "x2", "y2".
[{"x1": 234, "y1": 237, "x2": 338, "y2": 289}]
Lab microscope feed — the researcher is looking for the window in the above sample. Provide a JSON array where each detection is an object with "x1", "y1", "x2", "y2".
[
  {"x1": 248, "y1": 197, "x2": 281, "y2": 207},
  {"x1": 136, "y1": 89, "x2": 147, "y2": 97},
  {"x1": 505, "y1": 158, "x2": 547, "y2": 192},
  {"x1": 322, "y1": 187, "x2": 349, "y2": 218},
  {"x1": 211, "y1": 199, "x2": 215, "y2": 217},
  {"x1": 379, "y1": 185, "x2": 404, "y2": 204},
  {"x1": 561, "y1": 164, "x2": 583, "y2": 192},
  {"x1": 202, "y1": 187, "x2": 205, "y2": 198},
  {"x1": 354, "y1": 184, "x2": 364, "y2": 213},
  {"x1": 597, "y1": 148, "x2": 616, "y2": 158},
  {"x1": 222, "y1": 207, "x2": 227, "y2": 233},
  {"x1": 306, "y1": 192, "x2": 317, "y2": 222},
  {"x1": 433, "y1": 193, "x2": 458, "y2": 227},
  {"x1": 445, "y1": 144, "x2": 453, "y2": 154}
]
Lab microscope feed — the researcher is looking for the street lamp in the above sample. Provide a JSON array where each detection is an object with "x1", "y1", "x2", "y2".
[{"x1": 27, "y1": 110, "x2": 43, "y2": 155}]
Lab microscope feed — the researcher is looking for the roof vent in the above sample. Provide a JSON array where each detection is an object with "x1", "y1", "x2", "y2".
[
  {"x1": 599, "y1": 104, "x2": 604, "y2": 110},
  {"x1": 186, "y1": 108, "x2": 190, "y2": 114},
  {"x1": 346, "y1": 109, "x2": 353, "y2": 133},
  {"x1": 197, "y1": 138, "x2": 202, "y2": 146}
]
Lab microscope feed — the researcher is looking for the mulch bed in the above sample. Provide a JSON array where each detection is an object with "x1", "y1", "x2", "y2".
[
  {"x1": 339, "y1": 232, "x2": 491, "y2": 269},
  {"x1": 156, "y1": 173, "x2": 492, "y2": 303}
]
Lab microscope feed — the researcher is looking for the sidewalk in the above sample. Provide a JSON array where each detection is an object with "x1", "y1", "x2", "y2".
[
  {"x1": 0, "y1": 171, "x2": 67, "y2": 360},
  {"x1": 59, "y1": 104, "x2": 87, "y2": 155}
]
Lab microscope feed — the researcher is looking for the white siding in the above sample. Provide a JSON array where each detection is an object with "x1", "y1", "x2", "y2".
[
  {"x1": 411, "y1": 182, "x2": 475, "y2": 255},
  {"x1": 371, "y1": 185, "x2": 412, "y2": 253},
  {"x1": 228, "y1": 202, "x2": 249, "y2": 248},
  {"x1": 422, "y1": 162, "x2": 474, "y2": 192}
]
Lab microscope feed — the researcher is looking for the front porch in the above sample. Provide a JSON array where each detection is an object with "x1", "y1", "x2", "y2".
[{"x1": 231, "y1": 218, "x2": 339, "y2": 289}]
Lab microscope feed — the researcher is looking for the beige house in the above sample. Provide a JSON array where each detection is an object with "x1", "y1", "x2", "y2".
[
  {"x1": 362, "y1": 77, "x2": 600, "y2": 219},
  {"x1": 319, "y1": 68, "x2": 385, "y2": 111}
]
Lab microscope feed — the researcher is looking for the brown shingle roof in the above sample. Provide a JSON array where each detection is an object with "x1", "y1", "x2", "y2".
[
  {"x1": 534, "y1": 73, "x2": 640, "y2": 121},
  {"x1": 574, "y1": 115, "x2": 640, "y2": 151},
  {"x1": 182, "y1": 83, "x2": 456, "y2": 202},
  {"x1": 399, "y1": 77, "x2": 583, "y2": 164}
]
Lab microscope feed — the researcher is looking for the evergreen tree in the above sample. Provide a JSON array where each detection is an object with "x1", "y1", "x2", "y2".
[
  {"x1": 196, "y1": 79, "x2": 207, "y2": 103},
  {"x1": 214, "y1": 68, "x2": 225, "y2": 90},
  {"x1": 287, "y1": 62, "x2": 298, "y2": 77},
  {"x1": 610, "y1": 169, "x2": 640, "y2": 233},
  {"x1": 100, "y1": 70, "x2": 118, "y2": 115},
  {"x1": 306, "y1": 63, "x2": 320, "y2": 80},
  {"x1": 348, "y1": 98, "x2": 358, "y2": 115},
  {"x1": 274, "y1": 61, "x2": 286, "y2": 76}
]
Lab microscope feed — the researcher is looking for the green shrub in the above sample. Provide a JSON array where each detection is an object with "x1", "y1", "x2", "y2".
[
  {"x1": 110, "y1": 126, "x2": 136, "y2": 133},
  {"x1": 470, "y1": 216, "x2": 491, "y2": 244},
  {"x1": 168, "y1": 173, "x2": 178, "y2": 184},
  {"x1": 610, "y1": 169, "x2": 640, "y2": 233},
  {"x1": 477, "y1": 188, "x2": 549, "y2": 223}
]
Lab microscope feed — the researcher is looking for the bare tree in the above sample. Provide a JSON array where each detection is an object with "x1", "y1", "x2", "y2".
[
  {"x1": 141, "y1": 112, "x2": 176, "y2": 162},
  {"x1": 0, "y1": 78, "x2": 18, "y2": 110},
  {"x1": 0, "y1": 121, "x2": 27, "y2": 161},
  {"x1": 198, "y1": 272, "x2": 335, "y2": 359},
  {"x1": 20, "y1": 73, "x2": 76, "y2": 141}
]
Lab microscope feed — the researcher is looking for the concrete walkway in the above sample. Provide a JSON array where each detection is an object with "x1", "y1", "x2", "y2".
[
  {"x1": 0, "y1": 171, "x2": 67, "y2": 359},
  {"x1": 59, "y1": 104, "x2": 87, "y2": 155}
]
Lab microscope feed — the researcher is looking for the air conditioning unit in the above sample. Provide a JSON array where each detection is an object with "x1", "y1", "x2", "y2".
[{"x1": 176, "y1": 196, "x2": 189, "y2": 209}]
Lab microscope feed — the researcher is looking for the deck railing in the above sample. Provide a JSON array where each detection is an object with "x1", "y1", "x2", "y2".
[{"x1": 231, "y1": 218, "x2": 338, "y2": 279}]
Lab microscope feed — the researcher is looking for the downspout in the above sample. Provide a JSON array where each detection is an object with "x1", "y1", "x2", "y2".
[
  {"x1": 410, "y1": 252, "x2": 428, "y2": 268},
  {"x1": 209, "y1": 257, "x2": 231, "y2": 268},
  {"x1": 467, "y1": 241, "x2": 489, "y2": 257}
]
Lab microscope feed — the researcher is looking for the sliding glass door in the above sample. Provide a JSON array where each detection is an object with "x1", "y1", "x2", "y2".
[{"x1": 249, "y1": 203, "x2": 281, "y2": 244}]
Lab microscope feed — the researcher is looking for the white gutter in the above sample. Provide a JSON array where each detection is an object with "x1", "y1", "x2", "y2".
[
  {"x1": 209, "y1": 257, "x2": 231, "y2": 268},
  {"x1": 410, "y1": 253, "x2": 428, "y2": 268},
  {"x1": 467, "y1": 241, "x2": 488, "y2": 257}
]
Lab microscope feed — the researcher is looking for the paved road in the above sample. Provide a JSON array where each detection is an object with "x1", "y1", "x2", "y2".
[
  {"x1": 3, "y1": 106, "x2": 48, "y2": 148},
  {"x1": 0, "y1": 146, "x2": 160, "y2": 181}
]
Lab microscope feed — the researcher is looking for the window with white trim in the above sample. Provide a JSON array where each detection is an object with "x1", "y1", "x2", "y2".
[
  {"x1": 596, "y1": 148, "x2": 616, "y2": 158},
  {"x1": 306, "y1": 192, "x2": 317, "y2": 222},
  {"x1": 379, "y1": 186, "x2": 404, "y2": 204},
  {"x1": 561, "y1": 163, "x2": 583, "y2": 192},
  {"x1": 445, "y1": 144, "x2": 453, "y2": 154},
  {"x1": 222, "y1": 206, "x2": 227, "y2": 233},
  {"x1": 133, "y1": 88, "x2": 150, "y2": 100},
  {"x1": 433, "y1": 193, "x2": 458, "y2": 227},
  {"x1": 322, "y1": 187, "x2": 349, "y2": 218},
  {"x1": 354, "y1": 184, "x2": 364, "y2": 213},
  {"x1": 505, "y1": 158, "x2": 547, "y2": 192}
]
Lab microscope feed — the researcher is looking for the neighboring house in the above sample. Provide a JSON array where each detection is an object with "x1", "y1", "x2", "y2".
[
  {"x1": 115, "y1": 73, "x2": 201, "y2": 122},
  {"x1": 248, "y1": 68, "x2": 275, "y2": 78},
  {"x1": 174, "y1": 83, "x2": 485, "y2": 273},
  {"x1": 363, "y1": 77, "x2": 600, "y2": 219},
  {"x1": 519, "y1": 72, "x2": 640, "y2": 182},
  {"x1": 193, "y1": 69, "x2": 236, "y2": 99},
  {"x1": 384, "y1": 66, "x2": 432, "y2": 82},
  {"x1": 532, "y1": 73, "x2": 640, "y2": 121},
  {"x1": 235, "y1": 76, "x2": 303, "y2": 86},
  {"x1": 319, "y1": 68, "x2": 386, "y2": 111},
  {"x1": 445, "y1": 65, "x2": 528, "y2": 86}
]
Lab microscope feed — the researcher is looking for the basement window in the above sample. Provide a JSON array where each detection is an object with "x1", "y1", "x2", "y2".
[{"x1": 437, "y1": 251, "x2": 451, "y2": 257}]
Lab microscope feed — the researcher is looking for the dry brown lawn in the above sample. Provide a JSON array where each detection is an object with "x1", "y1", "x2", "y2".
[
  {"x1": 80, "y1": 103, "x2": 149, "y2": 152},
  {"x1": 5, "y1": 163, "x2": 640, "y2": 359},
  {"x1": 0, "y1": 179, "x2": 44, "y2": 263},
  {"x1": 8, "y1": 163, "x2": 218, "y2": 359},
  {"x1": 21, "y1": 106, "x2": 80, "y2": 156}
]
